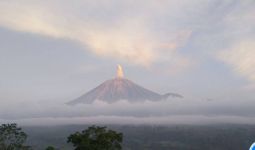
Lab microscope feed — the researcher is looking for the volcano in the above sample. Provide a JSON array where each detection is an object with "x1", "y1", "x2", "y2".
[{"x1": 68, "y1": 65, "x2": 182, "y2": 104}]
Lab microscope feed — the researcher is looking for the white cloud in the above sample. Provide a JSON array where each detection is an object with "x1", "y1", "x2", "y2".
[
  {"x1": 0, "y1": 95, "x2": 254, "y2": 120},
  {"x1": 0, "y1": 0, "x2": 195, "y2": 66},
  {"x1": 219, "y1": 40, "x2": 255, "y2": 82},
  {"x1": 211, "y1": 0, "x2": 255, "y2": 85},
  {"x1": 3, "y1": 115, "x2": 255, "y2": 126}
]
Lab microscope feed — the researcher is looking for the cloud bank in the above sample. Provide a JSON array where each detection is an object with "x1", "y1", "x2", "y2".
[
  {"x1": 0, "y1": 0, "x2": 194, "y2": 66},
  {"x1": 0, "y1": 95, "x2": 254, "y2": 125}
]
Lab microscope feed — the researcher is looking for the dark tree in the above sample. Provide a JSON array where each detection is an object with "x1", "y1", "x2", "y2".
[
  {"x1": 0, "y1": 123, "x2": 31, "y2": 150},
  {"x1": 45, "y1": 146, "x2": 56, "y2": 150},
  {"x1": 67, "y1": 125, "x2": 123, "y2": 150}
]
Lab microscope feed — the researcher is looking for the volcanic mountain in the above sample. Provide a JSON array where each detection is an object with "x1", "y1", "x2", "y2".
[{"x1": 68, "y1": 65, "x2": 182, "y2": 104}]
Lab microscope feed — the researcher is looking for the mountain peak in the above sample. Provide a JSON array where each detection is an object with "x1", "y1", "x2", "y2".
[{"x1": 67, "y1": 65, "x2": 182, "y2": 105}]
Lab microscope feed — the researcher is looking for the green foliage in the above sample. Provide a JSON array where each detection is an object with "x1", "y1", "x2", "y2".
[
  {"x1": 67, "y1": 125, "x2": 123, "y2": 150},
  {"x1": 0, "y1": 123, "x2": 32, "y2": 150},
  {"x1": 45, "y1": 146, "x2": 56, "y2": 150}
]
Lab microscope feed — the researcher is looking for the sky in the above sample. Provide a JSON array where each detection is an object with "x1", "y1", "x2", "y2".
[{"x1": 0, "y1": 0, "x2": 255, "y2": 125}]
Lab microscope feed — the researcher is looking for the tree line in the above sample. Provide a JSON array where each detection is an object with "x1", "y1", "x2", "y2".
[{"x1": 0, "y1": 123, "x2": 123, "y2": 150}]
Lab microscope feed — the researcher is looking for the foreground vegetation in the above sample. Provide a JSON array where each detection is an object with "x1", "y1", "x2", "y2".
[
  {"x1": 25, "y1": 124, "x2": 255, "y2": 150},
  {"x1": 0, "y1": 124, "x2": 123, "y2": 150},
  {"x1": 1, "y1": 123, "x2": 254, "y2": 149}
]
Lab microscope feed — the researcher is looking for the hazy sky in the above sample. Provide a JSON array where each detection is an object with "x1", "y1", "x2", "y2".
[{"x1": 0, "y1": 0, "x2": 255, "y2": 125}]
